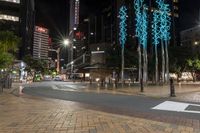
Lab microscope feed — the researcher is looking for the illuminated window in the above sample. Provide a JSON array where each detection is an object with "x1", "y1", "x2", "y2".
[
  {"x1": 0, "y1": 0, "x2": 20, "y2": 3},
  {"x1": 174, "y1": 13, "x2": 179, "y2": 18},
  {"x1": 173, "y1": 0, "x2": 178, "y2": 3},
  {"x1": 0, "y1": 14, "x2": 19, "y2": 21},
  {"x1": 174, "y1": 6, "x2": 178, "y2": 10}
]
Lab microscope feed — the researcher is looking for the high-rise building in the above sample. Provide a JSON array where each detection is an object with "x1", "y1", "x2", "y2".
[
  {"x1": 33, "y1": 26, "x2": 49, "y2": 60},
  {"x1": 68, "y1": 0, "x2": 80, "y2": 63},
  {"x1": 0, "y1": 0, "x2": 35, "y2": 59},
  {"x1": 20, "y1": 0, "x2": 35, "y2": 58},
  {"x1": 69, "y1": 0, "x2": 79, "y2": 34},
  {"x1": 0, "y1": 0, "x2": 21, "y2": 34},
  {"x1": 180, "y1": 26, "x2": 200, "y2": 47}
]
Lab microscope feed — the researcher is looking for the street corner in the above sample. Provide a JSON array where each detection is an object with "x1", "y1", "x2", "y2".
[{"x1": 0, "y1": 93, "x2": 199, "y2": 133}]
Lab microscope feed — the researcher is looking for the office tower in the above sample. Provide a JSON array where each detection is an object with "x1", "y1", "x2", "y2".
[
  {"x1": 33, "y1": 26, "x2": 49, "y2": 60},
  {"x1": 0, "y1": 0, "x2": 35, "y2": 58},
  {"x1": 68, "y1": 0, "x2": 80, "y2": 63}
]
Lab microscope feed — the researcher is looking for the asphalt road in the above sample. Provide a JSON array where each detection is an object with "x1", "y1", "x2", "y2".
[{"x1": 23, "y1": 81, "x2": 200, "y2": 121}]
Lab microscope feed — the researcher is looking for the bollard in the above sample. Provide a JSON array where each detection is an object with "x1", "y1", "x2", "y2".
[
  {"x1": 19, "y1": 86, "x2": 23, "y2": 95},
  {"x1": 170, "y1": 78, "x2": 176, "y2": 97},
  {"x1": 105, "y1": 83, "x2": 108, "y2": 89},
  {"x1": 113, "y1": 80, "x2": 116, "y2": 88},
  {"x1": 140, "y1": 78, "x2": 144, "y2": 92}
]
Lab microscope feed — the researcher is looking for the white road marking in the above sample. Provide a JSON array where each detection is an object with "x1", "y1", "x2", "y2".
[
  {"x1": 63, "y1": 85, "x2": 86, "y2": 89},
  {"x1": 152, "y1": 101, "x2": 200, "y2": 114},
  {"x1": 51, "y1": 84, "x2": 86, "y2": 92}
]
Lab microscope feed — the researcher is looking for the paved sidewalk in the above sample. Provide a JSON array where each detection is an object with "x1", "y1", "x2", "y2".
[
  {"x1": 0, "y1": 89, "x2": 199, "y2": 133},
  {"x1": 83, "y1": 83, "x2": 200, "y2": 98}
]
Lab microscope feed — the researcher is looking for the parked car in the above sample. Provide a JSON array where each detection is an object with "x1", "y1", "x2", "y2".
[
  {"x1": 54, "y1": 76, "x2": 63, "y2": 81},
  {"x1": 43, "y1": 75, "x2": 52, "y2": 81},
  {"x1": 33, "y1": 74, "x2": 42, "y2": 82}
]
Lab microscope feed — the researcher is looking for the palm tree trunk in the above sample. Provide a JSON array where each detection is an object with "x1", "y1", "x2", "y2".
[
  {"x1": 138, "y1": 45, "x2": 142, "y2": 83},
  {"x1": 161, "y1": 41, "x2": 165, "y2": 84},
  {"x1": 155, "y1": 44, "x2": 159, "y2": 84},
  {"x1": 143, "y1": 47, "x2": 147, "y2": 84},
  {"x1": 165, "y1": 41, "x2": 169, "y2": 83}
]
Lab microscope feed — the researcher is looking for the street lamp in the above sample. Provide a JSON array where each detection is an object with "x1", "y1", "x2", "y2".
[
  {"x1": 63, "y1": 39, "x2": 70, "y2": 46},
  {"x1": 49, "y1": 39, "x2": 70, "y2": 74},
  {"x1": 63, "y1": 38, "x2": 74, "y2": 76}
]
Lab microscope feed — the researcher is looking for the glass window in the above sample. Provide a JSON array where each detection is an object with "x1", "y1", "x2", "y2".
[
  {"x1": 0, "y1": 14, "x2": 19, "y2": 21},
  {"x1": 0, "y1": 0, "x2": 20, "y2": 4},
  {"x1": 173, "y1": 0, "x2": 178, "y2": 3}
]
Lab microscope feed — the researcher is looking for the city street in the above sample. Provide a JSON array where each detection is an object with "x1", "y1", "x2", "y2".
[
  {"x1": 23, "y1": 81, "x2": 200, "y2": 127},
  {"x1": 0, "y1": 82, "x2": 199, "y2": 133},
  {"x1": 1, "y1": 0, "x2": 200, "y2": 132}
]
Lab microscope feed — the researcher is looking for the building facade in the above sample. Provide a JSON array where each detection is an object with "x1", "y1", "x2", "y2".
[
  {"x1": 0, "y1": 0, "x2": 21, "y2": 34},
  {"x1": 68, "y1": 0, "x2": 80, "y2": 63},
  {"x1": 20, "y1": 0, "x2": 35, "y2": 58},
  {"x1": 33, "y1": 26, "x2": 49, "y2": 60},
  {"x1": 180, "y1": 26, "x2": 200, "y2": 47},
  {"x1": 0, "y1": 0, "x2": 35, "y2": 59}
]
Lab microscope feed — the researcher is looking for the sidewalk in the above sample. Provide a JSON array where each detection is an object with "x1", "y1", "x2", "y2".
[
  {"x1": 1, "y1": 82, "x2": 21, "y2": 94},
  {"x1": 82, "y1": 82, "x2": 200, "y2": 98},
  {"x1": 0, "y1": 87, "x2": 199, "y2": 133}
]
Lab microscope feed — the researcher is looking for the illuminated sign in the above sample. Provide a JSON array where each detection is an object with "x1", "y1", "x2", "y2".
[
  {"x1": 35, "y1": 26, "x2": 48, "y2": 33},
  {"x1": 75, "y1": 31, "x2": 84, "y2": 39}
]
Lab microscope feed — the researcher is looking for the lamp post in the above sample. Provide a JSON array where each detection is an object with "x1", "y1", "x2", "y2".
[
  {"x1": 63, "y1": 39, "x2": 74, "y2": 75},
  {"x1": 56, "y1": 47, "x2": 61, "y2": 73},
  {"x1": 49, "y1": 39, "x2": 70, "y2": 74}
]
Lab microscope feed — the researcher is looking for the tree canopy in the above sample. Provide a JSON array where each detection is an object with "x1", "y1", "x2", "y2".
[{"x1": 0, "y1": 31, "x2": 21, "y2": 69}]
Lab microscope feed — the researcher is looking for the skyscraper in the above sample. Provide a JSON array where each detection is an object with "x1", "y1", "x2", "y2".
[
  {"x1": 0, "y1": 0, "x2": 35, "y2": 59},
  {"x1": 20, "y1": 0, "x2": 35, "y2": 58},
  {"x1": 0, "y1": 0, "x2": 21, "y2": 34},
  {"x1": 68, "y1": 0, "x2": 80, "y2": 63},
  {"x1": 33, "y1": 26, "x2": 49, "y2": 60},
  {"x1": 69, "y1": 0, "x2": 79, "y2": 35}
]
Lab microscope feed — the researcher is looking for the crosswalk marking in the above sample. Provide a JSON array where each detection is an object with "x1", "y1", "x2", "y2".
[{"x1": 152, "y1": 101, "x2": 200, "y2": 114}]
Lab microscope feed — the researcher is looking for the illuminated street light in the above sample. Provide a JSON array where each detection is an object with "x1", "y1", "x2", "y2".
[{"x1": 63, "y1": 39, "x2": 70, "y2": 46}]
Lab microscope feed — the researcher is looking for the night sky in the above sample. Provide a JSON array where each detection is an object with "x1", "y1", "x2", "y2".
[
  {"x1": 179, "y1": 0, "x2": 200, "y2": 30},
  {"x1": 35, "y1": 0, "x2": 200, "y2": 39}
]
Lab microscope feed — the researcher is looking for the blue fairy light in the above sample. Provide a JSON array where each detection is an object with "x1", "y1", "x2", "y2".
[{"x1": 119, "y1": 5, "x2": 128, "y2": 48}]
